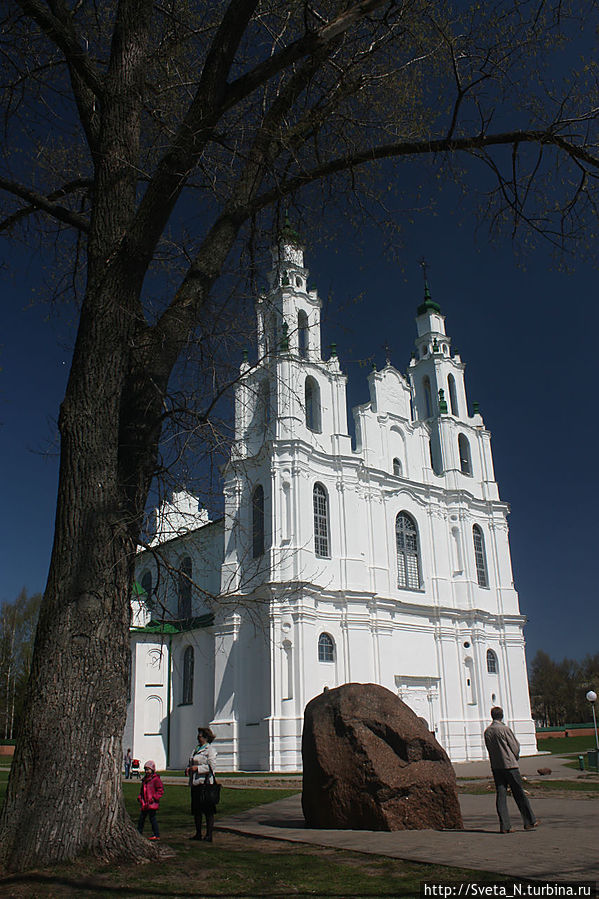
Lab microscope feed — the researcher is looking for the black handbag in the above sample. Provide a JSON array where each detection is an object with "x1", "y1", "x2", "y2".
[{"x1": 201, "y1": 762, "x2": 221, "y2": 805}]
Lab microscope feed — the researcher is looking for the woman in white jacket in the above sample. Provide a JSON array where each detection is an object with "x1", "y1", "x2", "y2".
[{"x1": 186, "y1": 726, "x2": 217, "y2": 842}]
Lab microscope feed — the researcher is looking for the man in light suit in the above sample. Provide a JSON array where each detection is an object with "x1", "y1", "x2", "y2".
[{"x1": 484, "y1": 706, "x2": 539, "y2": 834}]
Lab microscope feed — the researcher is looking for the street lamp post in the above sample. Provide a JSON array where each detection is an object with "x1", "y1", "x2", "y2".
[{"x1": 586, "y1": 690, "x2": 599, "y2": 752}]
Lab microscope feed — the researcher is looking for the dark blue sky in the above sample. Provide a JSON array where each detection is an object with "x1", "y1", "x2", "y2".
[{"x1": 1, "y1": 208, "x2": 597, "y2": 665}]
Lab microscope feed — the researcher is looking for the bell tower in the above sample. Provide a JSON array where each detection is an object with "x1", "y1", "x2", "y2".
[
  {"x1": 256, "y1": 218, "x2": 322, "y2": 362},
  {"x1": 409, "y1": 263, "x2": 468, "y2": 423},
  {"x1": 408, "y1": 267, "x2": 498, "y2": 498}
]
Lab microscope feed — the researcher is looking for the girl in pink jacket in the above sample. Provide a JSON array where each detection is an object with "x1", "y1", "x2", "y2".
[{"x1": 137, "y1": 760, "x2": 164, "y2": 840}]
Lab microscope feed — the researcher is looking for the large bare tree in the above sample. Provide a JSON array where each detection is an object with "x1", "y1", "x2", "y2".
[{"x1": 1, "y1": 0, "x2": 598, "y2": 872}]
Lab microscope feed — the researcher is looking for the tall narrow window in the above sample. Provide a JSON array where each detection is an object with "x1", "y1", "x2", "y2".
[
  {"x1": 298, "y1": 310, "x2": 309, "y2": 359},
  {"x1": 423, "y1": 377, "x2": 433, "y2": 418},
  {"x1": 313, "y1": 483, "x2": 329, "y2": 558},
  {"x1": 393, "y1": 458, "x2": 402, "y2": 476},
  {"x1": 140, "y1": 570, "x2": 153, "y2": 610},
  {"x1": 305, "y1": 376, "x2": 321, "y2": 432},
  {"x1": 486, "y1": 649, "x2": 498, "y2": 674},
  {"x1": 182, "y1": 646, "x2": 194, "y2": 704},
  {"x1": 178, "y1": 556, "x2": 192, "y2": 619},
  {"x1": 283, "y1": 640, "x2": 293, "y2": 699},
  {"x1": 473, "y1": 525, "x2": 489, "y2": 587},
  {"x1": 265, "y1": 312, "x2": 277, "y2": 355},
  {"x1": 396, "y1": 512, "x2": 421, "y2": 589},
  {"x1": 448, "y1": 374, "x2": 458, "y2": 415},
  {"x1": 258, "y1": 379, "x2": 270, "y2": 428},
  {"x1": 252, "y1": 484, "x2": 265, "y2": 558},
  {"x1": 318, "y1": 632, "x2": 335, "y2": 662},
  {"x1": 458, "y1": 433, "x2": 472, "y2": 475}
]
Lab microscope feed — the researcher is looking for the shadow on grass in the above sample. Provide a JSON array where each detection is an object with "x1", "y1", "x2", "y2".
[{"x1": 0, "y1": 872, "x2": 421, "y2": 897}]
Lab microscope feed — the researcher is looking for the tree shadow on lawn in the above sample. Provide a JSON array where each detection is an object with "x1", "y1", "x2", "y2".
[
  {"x1": 0, "y1": 829, "x2": 526, "y2": 899},
  {"x1": 0, "y1": 832, "x2": 465, "y2": 898},
  {"x1": 0, "y1": 784, "x2": 532, "y2": 897}
]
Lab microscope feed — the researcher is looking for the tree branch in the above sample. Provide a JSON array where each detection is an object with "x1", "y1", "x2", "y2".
[
  {"x1": 0, "y1": 178, "x2": 92, "y2": 232},
  {"x1": 16, "y1": 0, "x2": 103, "y2": 151},
  {"x1": 223, "y1": 0, "x2": 390, "y2": 110},
  {"x1": 0, "y1": 176, "x2": 90, "y2": 232},
  {"x1": 250, "y1": 128, "x2": 599, "y2": 211},
  {"x1": 124, "y1": 0, "x2": 393, "y2": 283},
  {"x1": 146, "y1": 32, "x2": 344, "y2": 377}
]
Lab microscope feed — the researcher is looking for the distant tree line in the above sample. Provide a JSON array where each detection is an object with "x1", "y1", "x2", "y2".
[
  {"x1": 529, "y1": 650, "x2": 599, "y2": 727},
  {"x1": 0, "y1": 590, "x2": 41, "y2": 741}
]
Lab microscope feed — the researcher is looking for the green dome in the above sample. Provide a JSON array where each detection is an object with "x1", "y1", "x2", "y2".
[{"x1": 417, "y1": 283, "x2": 442, "y2": 315}]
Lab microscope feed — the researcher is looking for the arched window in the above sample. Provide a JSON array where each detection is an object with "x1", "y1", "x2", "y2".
[
  {"x1": 258, "y1": 379, "x2": 270, "y2": 427},
  {"x1": 318, "y1": 632, "x2": 335, "y2": 662},
  {"x1": 178, "y1": 556, "x2": 192, "y2": 619},
  {"x1": 313, "y1": 483, "x2": 329, "y2": 558},
  {"x1": 182, "y1": 646, "x2": 194, "y2": 704},
  {"x1": 298, "y1": 310, "x2": 309, "y2": 358},
  {"x1": 458, "y1": 433, "x2": 472, "y2": 475},
  {"x1": 422, "y1": 376, "x2": 433, "y2": 418},
  {"x1": 140, "y1": 570, "x2": 152, "y2": 607},
  {"x1": 396, "y1": 512, "x2": 421, "y2": 589},
  {"x1": 252, "y1": 484, "x2": 265, "y2": 558},
  {"x1": 473, "y1": 525, "x2": 489, "y2": 587},
  {"x1": 305, "y1": 376, "x2": 321, "y2": 432},
  {"x1": 393, "y1": 457, "x2": 402, "y2": 476},
  {"x1": 487, "y1": 649, "x2": 498, "y2": 674},
  {"x1": 448, "y1": 374, "x2": 458, "y2": 415},
  {"x1": 265, "y1": 311, "x2": 277, "y2": 355}
]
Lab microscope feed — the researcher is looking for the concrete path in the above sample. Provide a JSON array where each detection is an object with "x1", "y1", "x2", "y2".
[{"x1": 218, "y1": 757, "x2": 599, "y2": 884}]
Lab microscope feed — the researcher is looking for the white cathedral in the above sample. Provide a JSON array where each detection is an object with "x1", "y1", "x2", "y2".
[{"x1": 125, "y1": 226, "x2": 537, "y2": 771}]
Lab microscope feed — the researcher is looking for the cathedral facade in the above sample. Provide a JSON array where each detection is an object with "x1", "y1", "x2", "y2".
[{"x1": 125, "y1": 229, "x2": 536, "y2": 771}]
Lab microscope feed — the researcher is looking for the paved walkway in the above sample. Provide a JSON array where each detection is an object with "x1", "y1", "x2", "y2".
[{"x1": 218, "y1": 756, "x2": 599, "y2": 884}]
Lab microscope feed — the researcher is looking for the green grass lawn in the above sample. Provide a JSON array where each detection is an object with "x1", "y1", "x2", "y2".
[
  {"x1": 0, "y1": 775, "x2": 535, "y2": 897},
  {"x1": 536, "y1": 734, "x2": 597, "y2": 754},
  {"x1": 525, "y1": 778, "x2": 599, "y2": 791},
  {"x1": 460, "y1": 777, "x2": 599, "y2": 794},
  {"x1": 122, "y1": 778, "x2": 298, "y2": 821}
]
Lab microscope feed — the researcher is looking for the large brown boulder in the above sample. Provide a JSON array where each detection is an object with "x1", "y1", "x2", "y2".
[{"x1": 301, "y1": 683, "x2": 463, "y2": 831}]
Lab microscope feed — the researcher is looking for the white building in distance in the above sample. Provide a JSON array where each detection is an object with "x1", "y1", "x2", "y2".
[{"x1": 125, "y1": 226, "x2": 537, "y2": 770}]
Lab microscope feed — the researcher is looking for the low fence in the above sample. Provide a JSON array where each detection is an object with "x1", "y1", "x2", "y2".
[{"x1": 536, "y1": 725, "x2": 596, "y2": 739}]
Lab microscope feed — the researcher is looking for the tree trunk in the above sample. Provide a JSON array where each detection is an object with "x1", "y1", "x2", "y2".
[{"x1": 0, "y1": 278, "x2": 157, "y2": 871}]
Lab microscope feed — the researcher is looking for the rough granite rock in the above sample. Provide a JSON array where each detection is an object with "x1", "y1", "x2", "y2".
[{"x1": 302, "y1": 682, "x2": 463, "y2": 831}]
